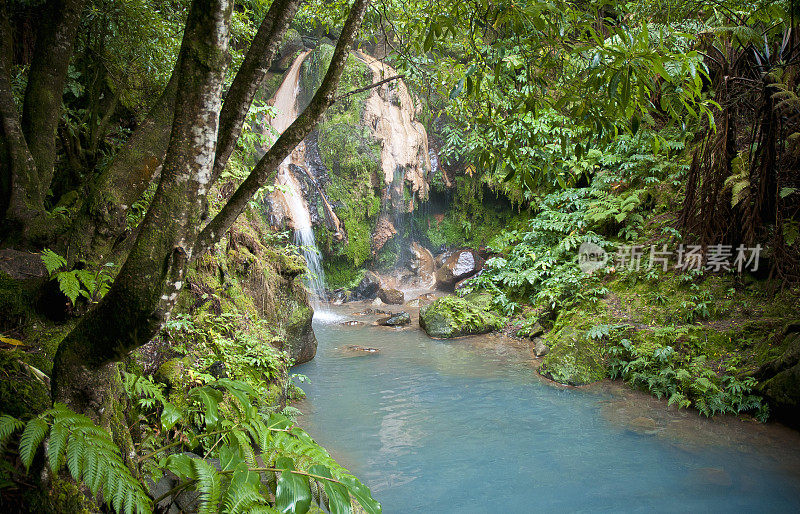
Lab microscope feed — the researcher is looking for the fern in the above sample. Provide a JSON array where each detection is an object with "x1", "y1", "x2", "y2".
[
  {"x1": 40, "y1": 249, "x2": 67, "y2": 275},
  {"x1": 4, "y1": 404, "x2": 150, "y2": 514}
]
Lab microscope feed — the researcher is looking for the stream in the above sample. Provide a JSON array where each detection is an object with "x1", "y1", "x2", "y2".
[{"x1": 294, "y1": 306, "x2": 800, "y2": 512}]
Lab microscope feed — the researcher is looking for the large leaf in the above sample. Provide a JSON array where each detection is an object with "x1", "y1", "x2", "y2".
[
  {"x1": 275, "y1": 457, "x2": 311, "y2": 514},
  {"x1": 308, "y1": 465, "x2": 352, "y2": 514},
  {"x1": 339, "y1": 476, "x2": 381, "y2": 514}
]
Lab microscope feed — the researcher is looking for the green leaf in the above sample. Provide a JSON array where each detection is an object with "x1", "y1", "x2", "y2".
[
  {"x1": 57, "y1": 272, "x2": 81, "y2": 305},
  {"x1": 19, "y1": 418, "x2": 48, "y2": 470},
  {"x1": 275, "y1": 457, "x2": 311, "y2": 514},
  {"x1": 780, "y1": 187, "x2": 797, "y2": 198},
  {"x1": 192, "y1": 458, "x2": 222, "y2": 514},
  {"x1": 308, "y1": 465, "x2": 352, "y2": 514},
  {"x1": 160, "y1": 402, "x2": 181, "y2": 431},
  {"x1": 339, "y1": 476, "x2": 381, "y2": 514}
]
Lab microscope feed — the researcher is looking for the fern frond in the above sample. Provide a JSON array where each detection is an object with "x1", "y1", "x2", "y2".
[
  {"x1": 40, "y1": 249, "x2": 66, "y2": 275},
  {"x1": 192, "y1": 458, "x2": 222, "y2": 514},
  {"x1": 19, "y1": 417, "x2": 48, "y2": 470},
  {"x1": 0, "y1": 414, "x2": 24, "y2": 452}
]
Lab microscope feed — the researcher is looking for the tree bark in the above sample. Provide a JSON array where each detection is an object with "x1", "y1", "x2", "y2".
[
  {"x1": 196, "y1": 0, "x2": 372, "y2": 255},
  {"x1": 0, "y1": 0, "x2": 40, "y2": 228},
  {"x1": 66, "y1": 67, "x2": 180, "y2": 262},
  {"x1": 20, "y1": 0, "x2": 87, "y2": 200},
  {"x1": 210, "y1": 0, "x2": 303, "y2": 185},
  {"x1": 52, "y1": 0, "x2": 233, "y2": 414}
]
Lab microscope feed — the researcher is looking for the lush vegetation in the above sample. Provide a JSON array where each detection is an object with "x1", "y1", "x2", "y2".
[{"x1": 1, "y1": 0, "x2": 800, "y2": 510}]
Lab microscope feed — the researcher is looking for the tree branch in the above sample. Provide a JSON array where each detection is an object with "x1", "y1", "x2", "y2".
[
  {"x1": 209, "y1": 0, "x2": 303, "y2": 186},
  {"x1": 194, "y1": 0, "x2": 373, "y2": 257},
  {"x1": 333, "y1": 73, "x2": 404, "y2": 103}
]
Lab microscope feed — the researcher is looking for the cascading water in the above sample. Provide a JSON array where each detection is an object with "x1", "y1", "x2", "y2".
[{"x1": 266, "y1": 51, "x2": 333, "y2": 315}]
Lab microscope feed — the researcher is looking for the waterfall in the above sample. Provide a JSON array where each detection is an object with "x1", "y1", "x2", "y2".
[{"x1": 266, "y1": 51, "x2": 331, "y2": 312}]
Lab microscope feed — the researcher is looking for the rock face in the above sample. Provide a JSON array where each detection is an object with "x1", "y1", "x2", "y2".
[
  {"x1": 377, "y1": 312, "x2": 411, "y2": 326},
  {"x1": 754, "y1": 327, "x2": 800, "y2": 425},
  {"x1": 537, "y1": 326, "x2": 606, "y2": 386},
  {"x1": 434, "y1": 248, "x2": 485, "y2": 291},
  {"x1": 419, "y1": 293, "x2": 500, "y2": 338},
  {"x1": 378, "y1": 286, "x2": 405, "y2": 305},
  {"x1": 352, "y1": 271, "x2": 381, "y2": 300}
]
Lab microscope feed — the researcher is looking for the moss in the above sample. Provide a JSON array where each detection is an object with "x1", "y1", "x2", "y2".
[
  {"x1": 323, "y1": 257, "x2": 364, "y2": 290},
  {"x1": 0, "y1": 350, "x2": 50, "y2": 417},
  {"x1": 419, "y1": 293, "x2": 502, "y2": 338},
  {"x1": 539, "y1": 325, "x2": 607, "y2": 386}
]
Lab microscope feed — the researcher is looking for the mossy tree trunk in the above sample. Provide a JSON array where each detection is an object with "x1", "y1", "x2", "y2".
[
  {"x1": 52, "y1": 0, "x2": 234, "y2": 415},
  {"x1": 51, "y1": 0, "x2": 371, "y2": 417},
  {"x1": 0, "y1": 0, "x2": 86, "y2": 237},
  {"x1": 64, "y1": 0, "x2": 304, "y2": 263}
]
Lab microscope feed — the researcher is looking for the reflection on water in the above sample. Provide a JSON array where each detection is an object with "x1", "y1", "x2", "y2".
[{"x1": 294, "y1": 306, "x2": 800, "y2": 513}]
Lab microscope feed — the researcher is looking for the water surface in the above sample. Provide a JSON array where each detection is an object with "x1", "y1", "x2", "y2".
[{"x1": 294, "y1": 307, "x2": 800, "y2": 513}]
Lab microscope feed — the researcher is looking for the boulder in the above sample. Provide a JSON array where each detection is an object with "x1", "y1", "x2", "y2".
[
  {"x1": 434, "y1": 248, "x2": 485, "y2": 291},
  {"x1": 378, "y1": 287, "x2": 405, "y2": 305},
  {"x1": 410, "y1": 242, "x2": 435, "y2": 284},
  {"x1": 377, "y1": 312, "x2": 411, "y2": 326},
  {"x1": 419, "y1": 293, "x2": 500, "y2": 339},
  {"x1": 352, "y1": 271, "x2": 381, "y2": 300},
  {"x1": 537, "y1": 326, "x2": 606, "y2": 386},
  {"x1": 285, "y1": 300, "x2": 317, "y2": 365},
  {"x1": 533, "y1": 338, "x2": 549, "y2": 357}
]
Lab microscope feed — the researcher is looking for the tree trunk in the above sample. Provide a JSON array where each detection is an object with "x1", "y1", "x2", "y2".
[
  {"x1": 52, "y1": 0, "x2": 372, "y2": 415},
  {"x1": 0, "y1": 0, "x2": 41, "y2": 230},
  {"x1": 20, "y1": 0, "x2": 87, "y2": 202},
  {"x1": 52, "y1": 0, "x2": 234, "y2": 413},
  {"x1": 65, "y1": 67, "x2": 180, "y2": 262}
]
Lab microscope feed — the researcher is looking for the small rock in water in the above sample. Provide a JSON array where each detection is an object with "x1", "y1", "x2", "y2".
[
  {"x1": 628, "y1": 416, "x2": 658, "y2": 434},
  {"x1": 533, "y1": 337, "x2": 550, "y2": 357},
  {"x1": 374, "y1": 308, "x2": 391, "y2": 315},
  {"x1": 372, "y1": 297, "x2": 384, "y2": 306},
  {"x1": 354, "y1": 309, "x2": 374, "y2": 316},
  {"x1": 377, "y1": 312, "x2": 411, "y2": 326},
  {"x1": 417, "y1": 292, "x2": 437, "y2": 302},
  {"x1": 342, "y1": 345, "x2": 380, "y2": 355},
  {"x1": 405, "y1": 298, "x2": 421, "y2": 307},
  {"x1": 341, "y1": 320, "x2": 363, "y2": 326},
  {"x1": 378, "y1": 287, "x2": 405, "y2": 305}
]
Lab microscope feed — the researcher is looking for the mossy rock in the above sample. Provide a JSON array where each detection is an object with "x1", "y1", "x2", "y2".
[
  {"x1": 419, "y1": 293, "x2": 501, "y2": 339},
  {"x1": 154, "y1": 357, "x2": 192, "y2": 406},
  {"x1": 285, "y1": 299, "x2": 316, "y2": 364},
  {"x1": 538, "y1": 326, "x2": 607, "y2": 386}
]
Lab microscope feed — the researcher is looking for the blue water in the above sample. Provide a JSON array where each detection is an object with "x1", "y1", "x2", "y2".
[{"x1": 294, "y1": 313, "x2": 800, "y2": 513}]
